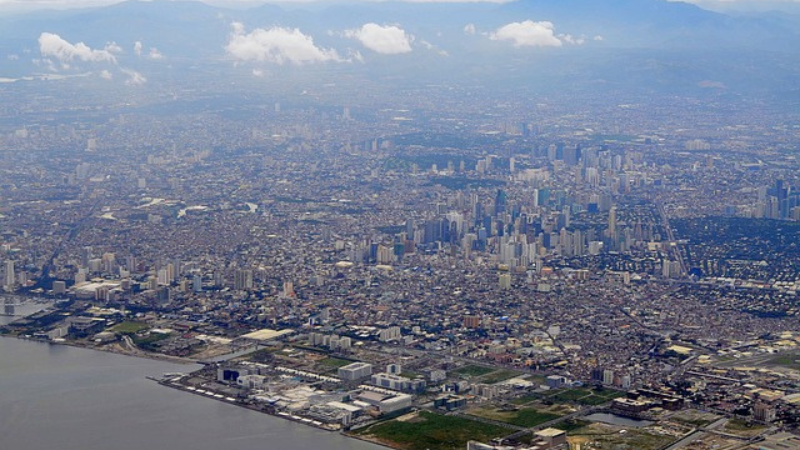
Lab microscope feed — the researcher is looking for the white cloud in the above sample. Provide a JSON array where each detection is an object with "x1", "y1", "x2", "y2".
[
  {"x1": 593, "y1": 35, "x2": 604, "y2": 41},
  {"x1": 32, "y1": 58, "x2": 58, "y2": 72},
  {"x1": 105, "y1": 41, "x2": 122, "y2": 53},
  {"x1": 231, "y1": 21, "x2": 245, "y2": 35},
  {"x1": 489, "y1": 20, "x2": 563, "y2": 47},
  {"x1": 559, "y1": 34, "x2": 585, "y2": 45},
  {"x1": 225, "y1": 22, "x2": 342, "y2": 65},
  {"x1": 38, "y1": 32, "x2": 118, "y2": 63},
  {"x1": 148, "y1": 47, "x2": 164, "y2": 59},
  {"x1": 344, "y1": 23, "x2": 413, "y2": 55},
  {"x1": 420, "y1": 40, "x2": 448, "y2": 56},
  {"x1": 463, "y1": 23, "x2": 476, "y2": 35},
  {"x1": 122, "y1": 68, "x2": 146, "y2": 85},
  {"x1": 134, "y1": 41, "x2": 164, "y2": 59},
  {"x1": 33, "y1": 32, "x2": 157, "y2": 85}
]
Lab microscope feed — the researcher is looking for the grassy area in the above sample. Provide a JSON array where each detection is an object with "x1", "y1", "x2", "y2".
[
  {"x1": 319, "y1": 357, "x2": 354, "y2": 368},
  {"x1": 673, "y1": 418, "x2": 713, "y2": 428},
  {"x1": 528, "y1": 375, "x2": 546, "y2": 385},
  {"x1": 554, "y1": 419, "x2": 591, "y2": 433},
  {"x1": 551, "y1": 388, "x2": 591, "y2": 402},
  {"x1": 481, "y1": 369, "x2": 523, "y2": 384},
  {"x1": 591, "y1": 387, "x2": 625, "y2": 399},
  {"x1": 549, "y1": 387, "x2": 624, "y2": 406},
  {"x1": 290, "y1": 344, "x2": 328, "y2": 353},
  {"x1": 354, "y1": 411, "x2": 507, "y2": 450},
  {"x1": 111, "y1": 321, "x2": 149, "y2": 335},
  {"x1": 569, "y1": 425, "x2": 676, "y2": 450},
  {"x1": 510, "y1": 409, "x2": 562, "y2": 427},
  {"x1": 512, "y1": 393, "x2": 543, "y2": 405},
  {"x1": 723, "y1": 419, "x2": 768, "y2": 437},
  {"x1": 579, "y1": 394, "x2": 616, "y2": 406},
  {"x1": 604, "y1": 430, "x2": 674, "y2": 450},
  {"x1": 132, "y1": 332, "x2": 170, "y2": 351},
  {"x1": 725, "y1": 419, "x2": 753, "y2": 431},
  {"x1": 469, "y1": 407, "x2": 562, "y2": 428},
  {"x1": 766, "y1": 353, "x2": 800, "y2": 371},
  {"x1": 454, "y1": 365, "x2": 495, "y2": 378},
  {"x1": 669, "y1": 411, "x2": 717, "y2": 428}
]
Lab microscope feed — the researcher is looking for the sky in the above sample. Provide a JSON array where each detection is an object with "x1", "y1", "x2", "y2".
[
  {"x1": 0, "y1": 0, "x2": 509, "y2": 12},
  {"x1": 1, "y1": 0, "x2": 799, "y2": 16},
  {"x1": 1, "y1": 0, "x2": 799, "y2": 12}
]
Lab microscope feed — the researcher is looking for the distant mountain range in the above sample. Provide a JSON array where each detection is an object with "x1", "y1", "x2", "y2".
[
  {"x1": 1, "y1": 0, "x2": 797, "y2": 55},
  {"x1": 0, "y1": 0, "x2": 798, "y2": 102}
]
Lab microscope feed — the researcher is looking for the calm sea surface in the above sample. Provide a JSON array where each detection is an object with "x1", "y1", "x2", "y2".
[{"x1": 0, "y1": 337, "x2": 383, "y2": 450}]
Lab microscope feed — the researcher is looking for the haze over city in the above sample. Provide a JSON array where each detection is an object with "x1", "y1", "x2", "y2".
[{"x1": 2, "y1": 1, "x2": 800, "y2": 450}]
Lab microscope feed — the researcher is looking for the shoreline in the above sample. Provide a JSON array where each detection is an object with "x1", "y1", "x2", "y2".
[
  {"x1": 155, "y1": 377, "x2": 339, "y2": 432},
  {"x1": 1, "y1": 301, "x2": 195, "y2": 366},
  {"x1": 1, "y1": 333, "x2": 198, "y2": 365},
  {"x1": 60, "y1": 338, "x2": 199, "y2": 365},
  {"x1": 155, "y1": 374, "x2": 400, "y2": 450},
  {"x1": 1, "y1": 333, "x2": 399, "y2": 449},
  {"x1": 343, "y1": 431, "x2": 401, "y2": 450}
]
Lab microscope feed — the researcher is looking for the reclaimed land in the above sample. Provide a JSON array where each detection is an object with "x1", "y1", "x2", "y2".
[{"x1": 352, "y1": 410, "x2": 508, "y2": 450}]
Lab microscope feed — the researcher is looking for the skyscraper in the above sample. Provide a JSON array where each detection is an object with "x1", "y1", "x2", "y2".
[
  {"x1": 234, "y1": 269, "x2": 253, "y2": 291},
  {"x1": 495, "y1": 189, "x2": 507, "y2": 215},
  {"x1": 4, "y1": 260, "x2": 15, "y2": 290},
  {"x1": 608, "y1": 206, "x2": 617, "y2": 235}
]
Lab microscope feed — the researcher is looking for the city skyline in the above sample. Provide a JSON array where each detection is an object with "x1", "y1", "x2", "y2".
[{"x1": 2, "y1": 0, "x2": 800, "y2": 450}]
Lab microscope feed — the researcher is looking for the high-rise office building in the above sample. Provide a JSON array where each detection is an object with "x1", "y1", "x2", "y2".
[
  {"x1": 495, "y1": 189, "x2": 507, "y2": 215},
  {"x1": 234, "y1": 269, "x2": 253, "y2": 291},
  {"x1": 4, "y1": 260, "x2": 15, "y2": 290},
  {"x1": 608, "y1": 206, "x2": 617, "y2": 235},
  {"x1": 193, "y1": 274, "x2": 203, "y2": 293}
]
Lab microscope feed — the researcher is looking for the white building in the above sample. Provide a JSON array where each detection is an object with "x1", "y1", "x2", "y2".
[{"x1": 338, "y1": 362, "x2": 373, "y2": 381}]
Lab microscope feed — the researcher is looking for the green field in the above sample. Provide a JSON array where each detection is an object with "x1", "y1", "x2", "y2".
[
  {"x1": 132, "y1": 332, "x2": 171, "y2": 351},
  {"x1": 454, "y1": 365, "x2": 495, "y2": 377},
  {"x1": 672, "y1": 417, "x2": 714, "y2": 428},
  {"x1": 319, "y1": 357, "x2": 354, "y2": 368},
  {"x1": 354, "y1": 411, "x2": 507, "y2": 450},
  {"x1": 669, "y1": 411, "x2": 718, "y2": 428},
  {"x1": 551, "y1": 388, "x2": 591, "y2": 402},
  {"x1": 469, "y1": 407, "x2": 561, "y2": 428},
  {"x1": 723, "y1": 419, "x2": 768, "y2": 437},
  {"x1": 554, "y1": 419, "x2": 591, "y2": 433},
  {"x1": 766, "y1": 353, "x2": 800, "y2": 371},
  {"x1": 549, "y1": 387, "x2": 624, "y2": 406},
  {"x1": 480, "y1": 369, "x2": 523, "y2": 384},
  {"x1": 111, "y1": 321, "x2": 149, "y2": 335},
  {"x1": 512, "y1": 393, "x2": 543, "y2": 405}
]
